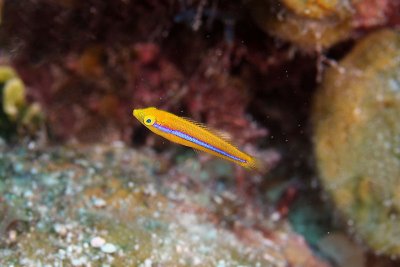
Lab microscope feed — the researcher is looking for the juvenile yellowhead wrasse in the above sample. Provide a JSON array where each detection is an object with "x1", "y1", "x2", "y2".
[{"x1": 133, "y1": 107, "x2": 261, "y2": 171}]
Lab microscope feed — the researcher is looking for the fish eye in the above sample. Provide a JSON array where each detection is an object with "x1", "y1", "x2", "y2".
[{"x1": 144, "y1": 115, "x2": 155, "y2": 126}]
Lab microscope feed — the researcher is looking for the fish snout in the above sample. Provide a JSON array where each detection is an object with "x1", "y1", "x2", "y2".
[{"x1": 133, "y1": 109, "x2": 145, "y2": 121}]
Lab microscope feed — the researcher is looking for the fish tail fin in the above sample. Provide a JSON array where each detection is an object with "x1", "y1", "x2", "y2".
[{"x1": 244, "y1": 157, "x2": 265, "y2": 174}]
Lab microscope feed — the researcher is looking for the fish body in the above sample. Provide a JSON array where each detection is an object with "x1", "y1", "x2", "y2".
[{"x1": 133, "y1": 107, "x2": 260, "y2": 171}]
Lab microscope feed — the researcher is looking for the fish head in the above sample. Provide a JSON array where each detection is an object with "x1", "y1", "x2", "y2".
[
  {"x1": 133, "y1": 107, "x2": 169, "y2": 138},
  {"x1": 133, "y1": 107, "x2": 158, "y2": 127}
]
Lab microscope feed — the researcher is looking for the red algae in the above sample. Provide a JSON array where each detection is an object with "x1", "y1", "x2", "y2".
[{"x1": 1, "y1": 1, "x2": 268, "y2": 145}]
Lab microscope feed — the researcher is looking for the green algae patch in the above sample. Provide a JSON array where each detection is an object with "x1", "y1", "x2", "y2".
[{"x1": 313, "y1": 29, "x2": 400, "y2": 256}]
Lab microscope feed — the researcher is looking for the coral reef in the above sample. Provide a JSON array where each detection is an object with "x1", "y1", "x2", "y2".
[
  {"x1": 1, "y1": 0, "x2": 267, "y2": 145},
  {"x1": 248, "y1": 0, "x2": 353, "y2": 50},
  {"x1": 248, "y1": 0, "x2": 399, "y2": 50},
  {"x1": 1, "y1": 0, "x2": 400, "y2": 266},
  {"x1": 313, "y1": 29, "x2": 400, "y2": 256}
]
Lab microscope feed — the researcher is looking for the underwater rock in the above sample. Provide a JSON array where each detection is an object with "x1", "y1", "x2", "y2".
[
  {"x1": 317, "y1": 233, "x2": 365, "y2": 267},
  {"x1": 248, "y1": 0, "x2": 353, "y2": 50},
  {"x1": 282, "y1": 0, "x2": 350, "y2": 20},
  {"x1": 0, "y1": 143, "x2": 328, "y2": 266},
  {"x1": 313, "y1": 29, "x2": 400, "y2": 256},
  {"x1": 248, "y1": 0, "x2": 398, "y2": 51}
]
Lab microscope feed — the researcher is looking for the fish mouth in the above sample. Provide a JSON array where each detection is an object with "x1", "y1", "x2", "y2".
[{"x1": 133, "y1": 109, "x2": 145, "y2": 122}]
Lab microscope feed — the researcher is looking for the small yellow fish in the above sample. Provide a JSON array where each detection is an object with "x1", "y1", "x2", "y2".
[{"x1": 133, "y1": 107, "x2": 261, "y2": 171}]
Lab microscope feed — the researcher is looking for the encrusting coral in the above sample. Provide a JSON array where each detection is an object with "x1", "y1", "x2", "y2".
[{"x1": 313, "y1": 29, "x2": 400, "y2": 256}]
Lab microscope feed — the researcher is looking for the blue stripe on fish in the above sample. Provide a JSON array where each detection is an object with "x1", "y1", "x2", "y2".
[{"x1": 154, "y1": 123, "x2": 246, "y2": 163}]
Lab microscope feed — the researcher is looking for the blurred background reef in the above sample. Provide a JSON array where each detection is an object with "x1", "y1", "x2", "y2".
[{"x1": 0, "y1": 0, "x2": 400, "y2": 266}]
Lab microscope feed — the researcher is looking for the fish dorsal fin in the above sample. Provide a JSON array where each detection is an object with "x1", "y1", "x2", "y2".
[{"x1": 182, "y1": 117, "x2": 240, "y2": 148}]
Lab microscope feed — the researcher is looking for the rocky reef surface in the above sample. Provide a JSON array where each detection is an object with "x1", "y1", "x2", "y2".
[{"x1": 0, "y1": 142, "x2": 328, "y2": 267}]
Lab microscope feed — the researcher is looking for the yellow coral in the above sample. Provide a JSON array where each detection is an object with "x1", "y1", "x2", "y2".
[
  {"x1": 0, "y1": 66, "x2": 17, "y2": 83},
  {"x1": 283, "y1": 0, "x2": 348, "y2": 19},
  {"x1": 313, "y1": 29, "x2": 400, "y2": 256},
  {"x1": 3, "y1": 78, "x2": 26, "y2": 121},
  {"x1": 248, "y1": 0, "x2": 353, "y2": 50},
  {"x1": 0, "y1": 66, "x2": 44, "y2": 138}
]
